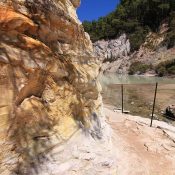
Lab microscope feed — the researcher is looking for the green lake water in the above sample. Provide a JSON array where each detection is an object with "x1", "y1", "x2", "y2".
[{"x1": 99, "y1": 74, "x2": 175, "y2": 85}]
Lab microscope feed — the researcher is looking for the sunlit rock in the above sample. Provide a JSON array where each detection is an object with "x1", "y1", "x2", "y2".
[{"x1": 0, "y1": 0, "x2": 104, "y2": 174}]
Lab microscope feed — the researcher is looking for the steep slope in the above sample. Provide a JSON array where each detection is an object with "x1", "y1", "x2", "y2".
[
  {"x1": 83, "y1": 0, "x2": 175, "y2": 50},
  {"x1": 0, "y1": 0, "x2": 104, "y2": 174},
  {"x1": 83, "y1": 0, "x2": 175, "y2": 75},
  {"x1": 93, "y1": 23, "x2": 175, "y2": 75},
  {"x1": 128, "y1": 24, "x2": 175, "y2": 75}
]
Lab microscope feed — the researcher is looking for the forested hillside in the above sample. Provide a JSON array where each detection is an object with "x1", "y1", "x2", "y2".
[{"x1": 83, "y1": 0, "x2": 175, "y2": 52}]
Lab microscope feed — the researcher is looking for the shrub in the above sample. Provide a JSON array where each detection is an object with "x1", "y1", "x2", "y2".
[
  {"x1": 156, "y1": 59, "x2": 175, "y2": 76},
  {"x1": 156, "y1": 66, "x2": 166, "y2": 77},
  {"x1": 129, "y1": 61, "x2": 151, "y2": 75}
]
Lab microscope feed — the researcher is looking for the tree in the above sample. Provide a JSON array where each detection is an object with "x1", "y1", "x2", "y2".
[{"x1": 82, "y1": 0, "x2": 175, "y2": 51}]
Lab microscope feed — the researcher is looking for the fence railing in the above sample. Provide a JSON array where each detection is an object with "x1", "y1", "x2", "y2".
[
  {"x1": 102, "y1": 82, "x2": 175, "y2": 127},
  {"x1": 120, "y1": 83, "x2": 158, "y2": 127}
]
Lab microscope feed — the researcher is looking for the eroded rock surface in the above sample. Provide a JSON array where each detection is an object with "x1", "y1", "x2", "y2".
[
  {"x1": 94, "y1": 34, "x2": 130, "y2": 61},
  {"x1": 129, "y1": 24, "x2": 172, "y2": 68},
  {"x1": 94, "y1": 24, "x2": 175, "y2": 75},
  {"x1": 93, "y1": 34, "x2": 130, "y2": 73},
  {"x1": 0, "y1": 1, "x2": 104, "y2": 174}
]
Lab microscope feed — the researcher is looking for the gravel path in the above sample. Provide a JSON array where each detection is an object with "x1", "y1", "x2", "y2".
[{"x1": 105, "y1": 106, "x2": 175, "y2": 175}]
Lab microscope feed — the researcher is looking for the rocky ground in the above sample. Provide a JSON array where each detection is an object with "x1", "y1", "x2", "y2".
[
  {"x1": 105, "y1": 106, "x2": 175, "y2": 175},
  {"x1": 22, "y1": 105, "x2": 175, "y2": 175}
]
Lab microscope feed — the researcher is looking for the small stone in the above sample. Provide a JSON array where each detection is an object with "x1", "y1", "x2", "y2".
[{"x1": 101, "y1": 160, "x2": 113, "y2": 168}]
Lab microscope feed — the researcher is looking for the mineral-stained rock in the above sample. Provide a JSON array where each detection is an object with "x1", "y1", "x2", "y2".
[{"x1": 0, "y1": 0, "x2": 103, "y2": 174}]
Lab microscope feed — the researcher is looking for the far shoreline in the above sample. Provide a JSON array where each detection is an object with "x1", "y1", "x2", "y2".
[
  {"x1": 132, "y1": 72, "x2": 175, "y2": 79},
  {"x1": 101, "y1": 71, "x2": 175, "y2": 79}
]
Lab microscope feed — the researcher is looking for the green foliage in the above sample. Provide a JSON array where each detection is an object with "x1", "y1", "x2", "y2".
[
  {"x1": 82, "y1": 0, "x2": 175, "y2": 51},
  {"x1": 129, "y1": 62, "x2": 152, "y2": 75},
  {"x1": 129, "y1": 27, "x2": 150, "y2": 52},
  {"x1": 156, "y1": 59, "x2": 175, "y2": 76}
]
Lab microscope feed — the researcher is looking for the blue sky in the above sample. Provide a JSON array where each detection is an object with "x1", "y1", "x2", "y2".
[{"x1": 77, "y1": 0, "x2": 120, "y2": 22}]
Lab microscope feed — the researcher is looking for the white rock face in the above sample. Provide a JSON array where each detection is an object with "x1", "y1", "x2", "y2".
[
  {"x1": 93, "y1": 34, "x2": 131, "y2": 73},
  {"x1": 94, "y1": 34, "x2": 130, "y2": 62}
]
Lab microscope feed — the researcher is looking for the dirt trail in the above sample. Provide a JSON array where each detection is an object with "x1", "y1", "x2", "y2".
[
  {"x1": 27, "y1": 106, "x2": 175, "y2": 175},
  {"x1": 105, "y1": 106, "x2": 175, "y2": 175}
]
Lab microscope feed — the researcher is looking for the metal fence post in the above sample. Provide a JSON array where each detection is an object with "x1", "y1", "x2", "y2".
[
  {"x1": 121, "y1": 84, "x2": 124, "y2": 113},
  {"x1": 150, "y1": 82, "x2": 158, "y2": 127}
]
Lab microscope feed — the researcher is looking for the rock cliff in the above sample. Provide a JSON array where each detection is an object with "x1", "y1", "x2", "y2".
[
  {"x1": 94, "y1": 24, "x2": 175, "y2": 75},
  {"x1": 93, "y1": 34, "x2": 131, "y2": 73},
  {"x1": 130, "y1": 24, "x2": 174, "y2": 66},
  {"x1": 0, "y1": 0, "x2": 104, "y2": 174}
]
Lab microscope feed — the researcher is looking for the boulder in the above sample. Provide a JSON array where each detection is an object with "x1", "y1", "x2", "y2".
[{"x1": 165, "y1": 105, "x2": 175, "y2": 120}]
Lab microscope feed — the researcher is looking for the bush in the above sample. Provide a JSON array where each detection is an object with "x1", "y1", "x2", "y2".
[
  {"x1": 156, "y1": 66, "x2": 166, "y2": 77},
  {"x1": 156, "y1": 59, "x2": 175, "y2": 76},
  {"x1": 167, "y1": 65, "x2": 175, "y2": 74},
  {"x1": 167, "y1": 32, "x2": 175, "y2": 49},
  {"x1": 129, "y1": 27, "x2": 149, "y2": 51},
  {"x1": 129, "y1": 61, "x2": 152, "y2": 75}
]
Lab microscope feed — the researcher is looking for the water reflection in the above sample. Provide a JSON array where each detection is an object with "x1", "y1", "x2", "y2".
[{"x1": 99, "y1": 74, "x2": 175, "y2": 86}]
